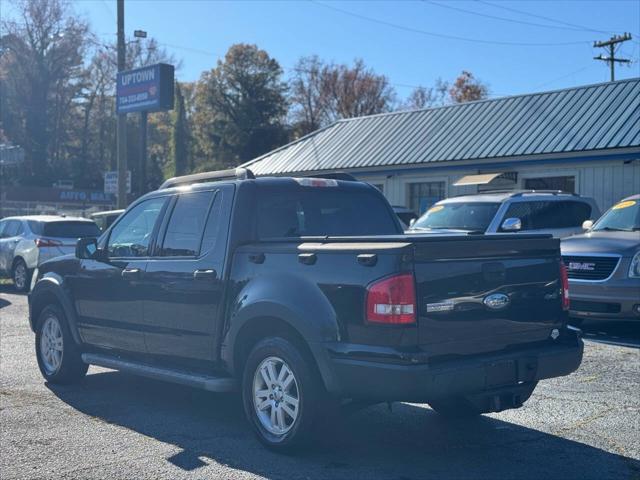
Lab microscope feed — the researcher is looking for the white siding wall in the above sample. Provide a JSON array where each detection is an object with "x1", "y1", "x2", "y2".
[{"x1": 355, "y1": 157, "x2": 640, "y2": 215}]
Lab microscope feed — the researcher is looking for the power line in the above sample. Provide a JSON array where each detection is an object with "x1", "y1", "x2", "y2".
[
  {"x1": 423, "y1": 0, "x2": 591, "y2": 33},
  {"x1": 476, "y1": 0, "x2": 640, "y2": 39},
  {"x1": 310, "y1": 0, "x2": 591, "y2": 47}
]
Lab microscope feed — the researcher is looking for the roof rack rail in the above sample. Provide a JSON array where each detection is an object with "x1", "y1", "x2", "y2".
[
  {"x1": 160, "y1": 167, "x2": 254, "y2": 190},
  {"x1": 509, "y1": 189, "x2": 577, "y2": 197},
  {"x1": 303, "y1": 171, "x2": 357, "y2": 182},
  {"x1": 478, "y1": 189, "x2": 577, "y2": 197}
]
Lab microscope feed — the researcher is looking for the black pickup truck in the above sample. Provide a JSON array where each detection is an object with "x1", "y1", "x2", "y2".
[{"x1": 29, "y1": 169, "x2": 583, "y2": 451}]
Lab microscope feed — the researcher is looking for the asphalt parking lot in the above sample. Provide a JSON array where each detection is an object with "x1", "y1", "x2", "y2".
[{"x1": 1, "y1": 286, "x2": 639, "y2": 480}]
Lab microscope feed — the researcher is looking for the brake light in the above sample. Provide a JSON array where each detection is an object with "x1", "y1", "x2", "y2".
[
  {"x1": 366, "y1": 273, "x2": 417, "y2": 324},
  {"x1": 35, "y1": 238, "x2": 63, "y2": 248},
  {"x1": 560, "y1": 262, "x2": 570, "y2": 311}
]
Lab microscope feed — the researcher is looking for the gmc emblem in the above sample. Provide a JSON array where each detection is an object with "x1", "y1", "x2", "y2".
[{"x1": 568, "y1": 262, "x2": 596, "y2": 271}]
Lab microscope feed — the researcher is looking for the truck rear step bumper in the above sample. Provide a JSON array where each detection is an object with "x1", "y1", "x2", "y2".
[{"x1": 325, "y1": 341, "x2": 583, "y2": 402}]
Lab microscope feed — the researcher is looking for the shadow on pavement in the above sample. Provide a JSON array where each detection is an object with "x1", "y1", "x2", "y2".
[
  {"x1": 578, "y1": 321, "x2": 640, "y2": 348},
  {"x1": 0, "y1": 283, "x2": 24, "y2": 296},
  {"x1": 49, "y1": 370, "x2": 639, "y2": 480}
]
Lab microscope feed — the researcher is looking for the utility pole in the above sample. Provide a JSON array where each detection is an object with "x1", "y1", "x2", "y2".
[
  {"x1": 116, "y1": 0, "x2": 127, "y2": 208},
  {"x1": 593, "y1": 33, "x2": 632, "y2": 82}
]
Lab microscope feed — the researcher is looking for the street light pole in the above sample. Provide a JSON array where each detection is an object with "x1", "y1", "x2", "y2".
[{"x1": 116, "y1": 0, "x2": 127, "y2": 208}]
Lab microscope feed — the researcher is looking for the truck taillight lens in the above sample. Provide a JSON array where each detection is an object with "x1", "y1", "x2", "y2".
[
  {"x1": 560, "y1": 262, "x2": 570, "y2": 311},
  {"x1": 366, "y1": 273, "x2": 417, "y2": 325},
  {"x1": 35, "y1": 238, "x2": 62, "y2": 248}
]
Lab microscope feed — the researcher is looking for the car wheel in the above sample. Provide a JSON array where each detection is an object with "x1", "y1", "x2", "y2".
[
  {"x1": 12, "y1": 259, "x2": 32, "y2": 292},
  {"x1": 35, "y1": 305, "x2": 88, "y2": 384},
  {"x1": 242, "y1": 336, "x2": 323, "y2": 452}
]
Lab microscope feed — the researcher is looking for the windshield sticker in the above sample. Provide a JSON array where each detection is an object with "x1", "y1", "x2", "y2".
[
  {"x1": 612, "y1": 200, "x2": 636, "y2": 210},
  {"x1": 427, "y1": 205, "x2": 444, "y2": 214}
]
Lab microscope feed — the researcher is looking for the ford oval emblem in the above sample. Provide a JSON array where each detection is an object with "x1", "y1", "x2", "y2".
[{"x1": 483, "y1": 293, "x2": 510, "y2": 310}]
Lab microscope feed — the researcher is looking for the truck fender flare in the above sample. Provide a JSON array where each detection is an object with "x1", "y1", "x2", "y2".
[
  {"x1": 222, "y1": 273, "x2": 341, "y2": 390},
  {"x1": 29, "y1": 274, "x2": 82, "y2": 345}
]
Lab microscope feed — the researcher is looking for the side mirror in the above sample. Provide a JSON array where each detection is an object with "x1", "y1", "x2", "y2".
[
  {"x1": 582, "y1": 220, "x2": 594, "y2": 230},
  {"x1": 76, "y1": 237, "x2": 99, "y2": 260},
  {"x1": 501, "y1": 217, "x2": 522, "y2": 231},
  {"x1": 409, "y1": 218, "x2": 416, "y2": 228}
]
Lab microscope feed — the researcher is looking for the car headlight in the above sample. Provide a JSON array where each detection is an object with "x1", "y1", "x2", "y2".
[{"x1": 629, "y1": 251, "x2": 640, "y2": 278}]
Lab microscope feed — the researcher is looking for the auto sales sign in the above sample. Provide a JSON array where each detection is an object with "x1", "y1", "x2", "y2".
[{"x1": 116, "y1": 63, "x2": 174, "y2": 114}]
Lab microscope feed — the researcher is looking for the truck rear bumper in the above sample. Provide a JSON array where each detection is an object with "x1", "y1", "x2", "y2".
[{"x1": 322, "y1": 339, "x2": 583, "y2": 402}]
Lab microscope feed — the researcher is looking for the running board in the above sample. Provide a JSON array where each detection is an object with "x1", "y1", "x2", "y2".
[{"x1": 81, "y1": 353, "x2": 237, "y2": 392}]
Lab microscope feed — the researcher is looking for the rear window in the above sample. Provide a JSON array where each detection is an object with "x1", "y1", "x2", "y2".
[
  {"x1": 256, "y1": 186, "x2": 400, "y2": 238},
  {"x1": 43, "y1": 221, "x2": 101, "y2": 238},
  {"x1": 501, "y1": 201, "x2": 592, "y2": 230}
]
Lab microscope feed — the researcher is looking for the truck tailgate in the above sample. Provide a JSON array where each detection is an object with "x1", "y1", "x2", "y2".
[{"x1": 412, "y1": 235, "x2": 564, "y2": 359}]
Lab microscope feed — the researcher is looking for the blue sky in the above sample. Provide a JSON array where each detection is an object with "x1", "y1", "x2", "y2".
[{"x1": 65, "y1": 1, "x2": 640, "y2": 98}]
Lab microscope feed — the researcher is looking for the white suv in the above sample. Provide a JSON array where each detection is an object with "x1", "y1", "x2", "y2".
[
  {"x1": 407, "y1": 190, "x2": 601, "y2": 239},
  {"x1": 0, "y1": 216, "x2": 100, "y2": 291}
]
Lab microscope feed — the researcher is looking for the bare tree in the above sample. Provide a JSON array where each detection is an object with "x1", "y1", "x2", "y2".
[
  {"x1": 290, "y1": 56, "x2": 326, "y2": 136},
  {"x1": 401, "y1": 79, "x2": 449, "y2": 110},
  {"x1": 289, "y1": 57, "x2": 396, "y2": 136}
]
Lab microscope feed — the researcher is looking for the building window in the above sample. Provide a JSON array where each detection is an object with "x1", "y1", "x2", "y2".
[
  {"x1": 408, "y1": 182, "x2": 445, "y2": 214},
  {"x1": 524, "y1": 176, "x2": 575, "y2": 193}
]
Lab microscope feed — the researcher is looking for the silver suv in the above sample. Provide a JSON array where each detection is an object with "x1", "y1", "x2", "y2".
[
  {"x1": 0, "y1": 216, "x2": 100, "y2": 291},
  {"x1": 407, "y1": 190, "x2": 600, "y2": 238}
]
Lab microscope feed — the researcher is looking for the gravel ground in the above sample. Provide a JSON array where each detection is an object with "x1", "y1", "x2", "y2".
[{"x1": 1, "y1": 287, "x2": 639, "y2": 480}]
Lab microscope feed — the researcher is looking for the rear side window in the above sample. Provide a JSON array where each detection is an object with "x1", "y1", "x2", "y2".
[
  {"x1": 43, "y1": 222, "x2": 101, "y2": 238},
  {"x1": 2, "y1": 220, "x2": 22, "y2": 237},
  {"x1": 502, "y1": 201, "x2": 592, "y2": 230},
  {"x1": 159, "y1": 191, "x2": 214, "y2": 256},
  {"x1": 256, "y1": 186, "x2": 400, "y2": 238}
]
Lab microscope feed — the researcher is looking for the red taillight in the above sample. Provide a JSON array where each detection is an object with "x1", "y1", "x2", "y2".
[
  {"x1": 35, "y1": 238, "x2": 62, "y2": 248},
  {"x1": 560, "y1": 262, "x2": 570, "y2": 311},
  {"x1": 366, "y1": 273, "x2": 417, "y2": 325}
]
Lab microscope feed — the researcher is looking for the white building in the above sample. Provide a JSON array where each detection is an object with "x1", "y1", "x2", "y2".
[{"x1": 244, "y1": 78, "x2": 640, "y2": 214}]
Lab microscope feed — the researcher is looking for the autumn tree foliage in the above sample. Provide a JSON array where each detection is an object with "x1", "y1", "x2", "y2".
[
  {"x1": 449, "y1": 71, "x2": 489, "y2": 104},
  {"x1": 1, "y1": 0, "x2": 491, "y2": 191}
]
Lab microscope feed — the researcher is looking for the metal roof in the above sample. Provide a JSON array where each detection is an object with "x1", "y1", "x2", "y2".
[{"x1": 244, "y1": 78, "x2": 640, "y2": 176}]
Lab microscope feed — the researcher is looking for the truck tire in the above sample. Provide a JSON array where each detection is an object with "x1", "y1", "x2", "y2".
[
  {"x1": 242, "y1": 336, "x2": 323, "y2": 452},
  {"x1": 35, "y1": 305, "x2": 88, "y2": 384},
  {"x1": 12, "y1": 259, "x2": 32, "y2": 292}
]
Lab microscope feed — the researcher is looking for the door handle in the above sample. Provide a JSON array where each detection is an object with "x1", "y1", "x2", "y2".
[
  {"x1": 298, "y1": 253, "x2": 317, "y2": 265},
  {"x1": 193, "y1": 269, "x2": 217, "y2": 280},
  {"x1": 121, "y1": 268, "x2": 141, "y2": 278}
]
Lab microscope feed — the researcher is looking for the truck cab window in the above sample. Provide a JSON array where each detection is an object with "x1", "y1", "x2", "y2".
[
  {"x1": 108, "y1": 197, "x2": 166, "y2": 257},
  {"x1": 159, "y1": 191, "x2": 214, "y2": 257}
]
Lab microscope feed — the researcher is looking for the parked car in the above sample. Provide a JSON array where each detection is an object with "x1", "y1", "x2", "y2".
[
  {"x1": 392, "y1": 205, "x2": 418, "y2": 228},
  {"x1": 29, "y1": 169, "x2": 582, "y2": 451},
  {"x1": 561, "y1": 194, "x2": 640, "y2": 324},
  {"x1": 0, "y1": 216, "x2": 101, "y2": 292},
  {"x1": 90, "y1": 209, "x2": 124, "y2": 232},
  {"x1": 407, "y1": 190, "x2": 600, "y2": 238}
]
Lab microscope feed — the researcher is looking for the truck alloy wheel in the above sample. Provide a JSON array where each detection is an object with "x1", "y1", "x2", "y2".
[
  {"x1": 39, "y1": 315, "x2": 64, "y2": 375},
  {"x1": 252, "y1": 356, "x2": 300, "y2": 435}
]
